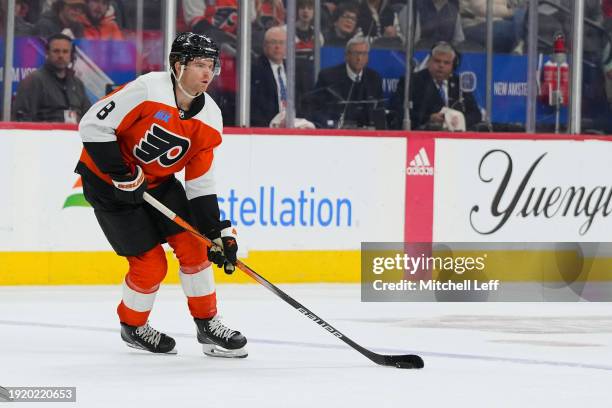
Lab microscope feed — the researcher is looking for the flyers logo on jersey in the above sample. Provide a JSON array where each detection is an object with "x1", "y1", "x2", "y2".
[{"x1": 134, "y1": 124, "x2": 191, "y2": 167}]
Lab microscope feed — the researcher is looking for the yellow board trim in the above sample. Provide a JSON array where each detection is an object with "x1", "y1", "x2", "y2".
[
  {"x1": 1, "y1": 250, "x2": 611, "y2": 285},
  {"x1": 0, "y1": 250, "x2": 360, "y2": 285}
]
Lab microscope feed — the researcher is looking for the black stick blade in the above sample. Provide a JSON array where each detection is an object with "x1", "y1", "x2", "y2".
[{"x1": 384, "y1": 354, "x2": 425, "y2": 369}]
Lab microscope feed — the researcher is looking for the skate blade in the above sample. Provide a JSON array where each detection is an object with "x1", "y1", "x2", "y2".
[
  {"x1": 202, "y1": 344, "x2": 248, "y2": 359},
  {"x1": 125, "y1": 341, "x2": 178, "y2": 355}
]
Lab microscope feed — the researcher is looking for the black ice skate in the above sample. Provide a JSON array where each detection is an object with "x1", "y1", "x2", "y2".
[
  {"x1": 120, "y1": 322, "x2": 177, "y2": 354},
  {"x1": 195, "y1": 315, "x2": 248, "y2": 358}
]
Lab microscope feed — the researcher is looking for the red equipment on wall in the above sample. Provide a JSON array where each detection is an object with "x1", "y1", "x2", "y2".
[{"x1": 540, "y1": 33, "x2": 570, "y2": 107}]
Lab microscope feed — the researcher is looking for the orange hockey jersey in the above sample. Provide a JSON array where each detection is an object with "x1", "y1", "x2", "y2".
[{"x1": 77, "y1": 71, "x2": 222, "y2": 201}]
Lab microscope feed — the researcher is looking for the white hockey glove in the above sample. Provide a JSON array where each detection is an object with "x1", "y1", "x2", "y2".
[{"x1": 207, "y1": 220, "x2": 238, "y2": 275}]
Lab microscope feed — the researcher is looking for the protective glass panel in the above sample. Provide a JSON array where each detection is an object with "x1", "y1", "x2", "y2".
[
  {"x1": 7, "y1": 0, "x2": 164, "y2": 123},
  {"x1": 576, "y1": 1, "x2": 611, "y2": 134},
  {"x1": 316, "y1": 0, "x2": 401, "y2": 130},
  {"x1": 180, "y1": 0, "x2": 239, "y2": 126},
  {"x1": 536, "y1": 0, "x2": 572, "y2": 132},
  {"x1": 0, "y1": 0, "x2": 6, "y2": 118},
  {"x1": 250, "y1": 0, "x2": 291, "y2": 128}
]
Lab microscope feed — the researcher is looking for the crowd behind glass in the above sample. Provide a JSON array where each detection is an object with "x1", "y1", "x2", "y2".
[{"x1": 1, "y1": 0, "x2": 611, "y2": 133}]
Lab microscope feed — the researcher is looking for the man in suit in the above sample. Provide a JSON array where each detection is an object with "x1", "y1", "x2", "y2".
[
  {"x1": 389, "y1": 42, "x2": 481, "y2": 130},
  {"x1": 308, "y1": 35, "x2": 384, "y2": 128},
  {"x1": 250, "y1": 25, "x2": 314, "y2": 128},
  {"x1": 250, "y1": 26, "x2": 288, "y2": 127}
]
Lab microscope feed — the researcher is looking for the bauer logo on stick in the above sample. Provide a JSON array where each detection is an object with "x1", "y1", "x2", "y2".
[{"x1": 134, "y1": 124, "x2": 191, "y2": 167}]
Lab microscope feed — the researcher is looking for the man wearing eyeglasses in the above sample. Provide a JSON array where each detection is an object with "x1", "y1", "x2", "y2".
[
  {"x1": 323, "y1": 1, "x2": 362, "y2": 47},
  {"x1": 250, "y1": 26, "x2": 289, "y2": 127}
]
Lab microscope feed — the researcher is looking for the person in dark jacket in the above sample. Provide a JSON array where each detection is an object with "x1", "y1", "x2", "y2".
[
  {"x1": 250, "y1": 26, "x2": 288, "y2": 127},
  {"x1": 357, "y1": 0, "x2": 398, "y2": 42},
  {"x1": 389, "y1": 42, "x2": 481, "y2": 130},
  {"x1": 15, "y1": 0, "x2": 36, "y2": 36},
  {"x1": 0, "y1": 0, "x2": 36, "y2": 36},
  {"x1": 398, "y1": 0, "x2": 464, "y2": 50},
  {"x1": 308, "y1": 35, "x2": 384, "y2": 128},
  {"x1": 13, "y1": 34, "x2": 91, "y2": 123},
  {"x1": 250, "y1": 26, "x2": 312, "y2": 127},
  {"x1": 323, "y1": 1, "x2": 361, "y2": 47},
  {"x1": 35, "y1": 0, "x2": 86, "y2": 38}
]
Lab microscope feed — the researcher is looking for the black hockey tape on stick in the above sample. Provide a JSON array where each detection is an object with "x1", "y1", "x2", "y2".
[{"x1": 143, "y1": 192, "x2": 424, "y2": 369}]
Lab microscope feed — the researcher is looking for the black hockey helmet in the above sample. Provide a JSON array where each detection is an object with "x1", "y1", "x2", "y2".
[{"x1": 169, "y1": 32, "x2": 221, "y2": 75}]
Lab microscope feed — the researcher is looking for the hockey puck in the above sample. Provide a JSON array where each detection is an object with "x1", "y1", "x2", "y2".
[{"x1": 394, "y1": 357, "x2": 425, "y2": 369}]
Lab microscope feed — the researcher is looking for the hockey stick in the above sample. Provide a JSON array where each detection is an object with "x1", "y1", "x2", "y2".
[{"x1": 143, "y1": 192, "x2": 424, "y2": 369}]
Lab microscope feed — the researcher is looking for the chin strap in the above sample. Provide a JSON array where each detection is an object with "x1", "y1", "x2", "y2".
[{"x1": 171, "y1": 65, "x2": 202, "y2": 99}]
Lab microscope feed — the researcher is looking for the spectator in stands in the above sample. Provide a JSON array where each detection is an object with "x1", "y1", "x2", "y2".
[
  {"x1": 357, "y1": 0, "x2": 401, "y2": 46},
  {"x1": 399, "y1": 0, "x2": 465, "y2": 50},
  {"x1": 109, "y1": 0, "x2": 126, "y2": 29},
  {"x1": 389, "y1": 42, "x2": 481, "y2": 130},
  {"x1": 459, "y1": 0, "x2": 521, "y2": 53},
  {"x1": 324, "y1": 1, "x2": 362, "y2": 47},
  {"x1": 0, "y1": 0, "x2": 36, "y2": 36},
  {"x1": 35, "y1": 0, "x2": 86, "y2": 38},
  {"x1": 40, "y1": 0, "x2": 55, "y2": 14},
  {"x1": 295, "y1": 0, "x2": 322, "y2": 116},
  {"x1": 183, "y1": 0, "x2": 237, "y2": 36},
  {"x1": 296, "y1": 0, "x2": 320, "y2": 55},
  {"x1": 250, "y1": 26, "x2": 312, "y2": 127},
  {"x1": 13, "y1": 34, "x2": 91, "y2": 123},
  {"x1": 14, "y1": 0, "x2": 36, "y2": 36},
  {"x1": 319, "y1": 0, "x2": 339, "y2": 31},
  {"x1": 81, "y1": 0, "x2": 123, "y2": 40},
  {"x1": 254, "y1": 0, "x2": 286, "y2": 31},
  {"x1": 308, "y1": 35, "x2": 385, "y2": 129},
  {"x1": 251, "y1": 0, "x2": 285, "y2": 54},
  {"x1": 251, "y1": 26, "x2": 288, "y2": 126},
  {"x1": 322, "y1": 0, "x2": 339, "y2": 18},
  {"x1": 182, "y1": 0, "x2": 255, "y2": 51}
]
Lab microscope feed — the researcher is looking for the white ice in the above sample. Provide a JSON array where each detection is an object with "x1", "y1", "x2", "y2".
[{"x1": 0, "y1": 284, "x2": 610, "y2": 407}]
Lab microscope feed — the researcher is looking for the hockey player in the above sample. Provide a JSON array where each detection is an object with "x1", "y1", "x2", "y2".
[{"x1": 75, "y1": 32, "x2": 247, "y2": 358}]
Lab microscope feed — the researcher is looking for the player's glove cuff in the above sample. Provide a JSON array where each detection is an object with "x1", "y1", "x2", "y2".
[{"x1": 110, "y1": 165, "x2": 147, "y2": 204}]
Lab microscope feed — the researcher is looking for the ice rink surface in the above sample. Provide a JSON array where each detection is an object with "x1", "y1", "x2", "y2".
[{"x1": 0, "y1": 283, "x2": 610, "y2": 407}]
